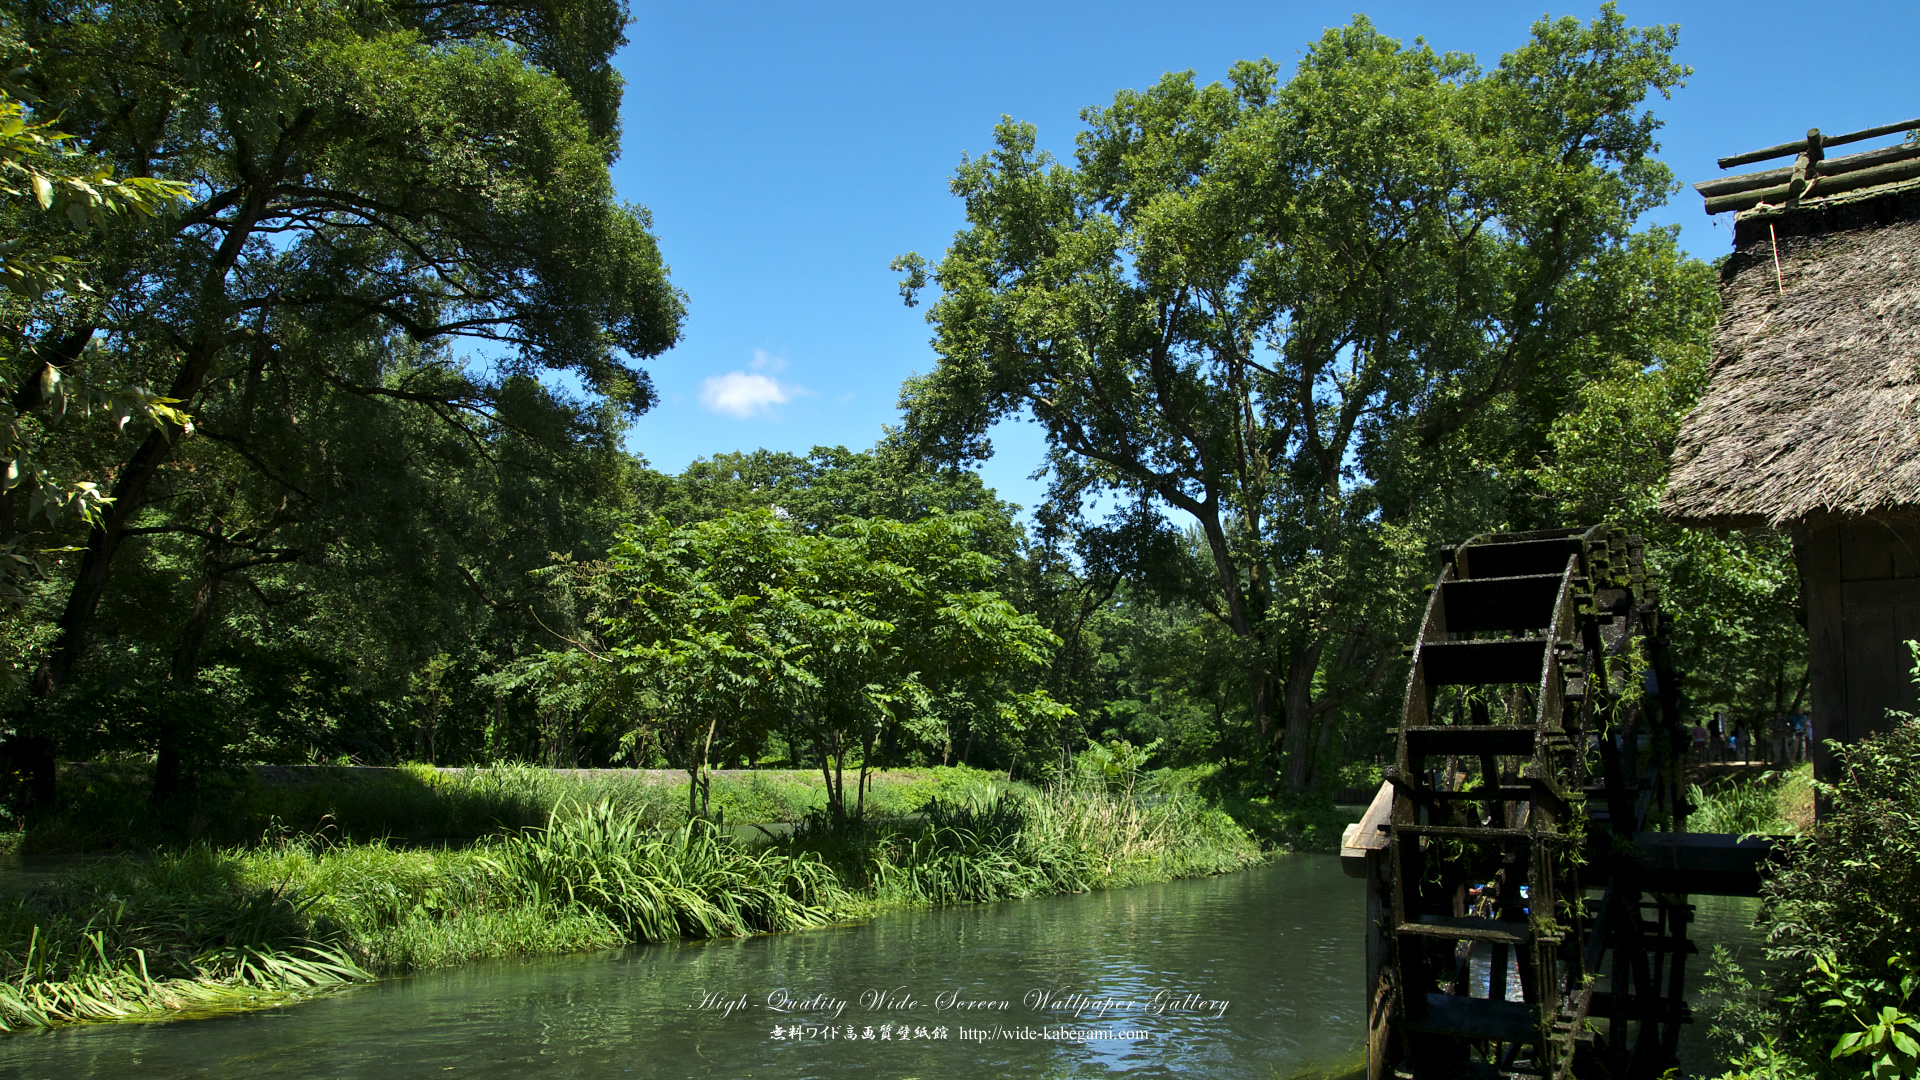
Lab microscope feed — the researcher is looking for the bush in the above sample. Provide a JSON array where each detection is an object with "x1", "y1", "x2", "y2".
[{"x1": 1704, "y1": 719, "x2": 1920, "y2": 1079}]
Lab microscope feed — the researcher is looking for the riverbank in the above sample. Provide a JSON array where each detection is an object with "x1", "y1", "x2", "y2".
[
  {"x1": 0, "y1": 779, "x2": 1264, "y2": 1030},
  {"x1": 0, "y1": 857, "x2": 1368, "y2": 1079}
]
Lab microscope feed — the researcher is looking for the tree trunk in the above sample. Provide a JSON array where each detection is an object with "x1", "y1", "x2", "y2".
[
  {"x1": 31, "y1": 340, "x2": 222, "y2": 701},
  {"x1": 1280, "y1": 642, "x2": 1325, "y2": 793},
  {"x1": 153, "y1": 519, "x2": 230, "y2": 807}
]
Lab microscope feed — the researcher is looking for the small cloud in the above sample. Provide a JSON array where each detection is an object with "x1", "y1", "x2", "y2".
[
  {"x1": 699, "y1": 369, "x2": 810, "y2": 418},
  {"x1": 749, "y1": 349, "x2": 787, "y2": 373}
]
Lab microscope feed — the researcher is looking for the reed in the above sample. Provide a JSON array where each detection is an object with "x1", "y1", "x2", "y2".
[
  {"x1": 1688, "y1": 762, "x2": 1813, "y2": 836},
  {"x1": 1, "y1": 775, "x2": 1261, "y2": 1031}
]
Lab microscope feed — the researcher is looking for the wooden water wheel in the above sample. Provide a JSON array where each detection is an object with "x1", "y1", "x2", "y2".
[{"x1": 1351, "y1": 525, "x2": 1698, "y2": 1080}]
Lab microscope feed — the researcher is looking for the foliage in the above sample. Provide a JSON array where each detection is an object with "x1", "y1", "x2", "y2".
[
  {"x1": 897, "y1": 6, "x2": 1703, "y2": 790},
  {"x1": 0, "y1": 0, "x2": 683, "y2": 808},
  {"x1": 1531, "y1": 285, "x2": 1808, "y2": 750},
  {"x1": 1704, "y1": 720, "x2": 1920, "y2": 1079},
  {"x1": 1690, "y1": 763, "x2": 1813, "y2": 836},
  {"x1": 0, "y1": 25, "x2": 193, "y2": 635},
  {"x1": 528, "y1": 509, "x2": 1068, "y2": 825}
]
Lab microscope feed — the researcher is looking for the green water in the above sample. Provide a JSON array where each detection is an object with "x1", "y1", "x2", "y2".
[
  {"x1": 0, "y1": 856, "x2": 1766, "y2": 1079},
  {"x1": 0, "y1": 858, "x2": 1368, "y2": 1080}
]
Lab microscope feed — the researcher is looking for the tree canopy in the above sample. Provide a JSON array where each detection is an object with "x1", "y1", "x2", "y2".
[
  {"x1": 895, "y1": 7, "x2": 1703, "y2": 788},
  {"x1": 0, "y1": 0, "x2": 683, "y2": 804}
]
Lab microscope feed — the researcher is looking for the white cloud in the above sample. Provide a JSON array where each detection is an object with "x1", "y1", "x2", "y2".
[
  {"x1": 749, "y1": 349, "x2": 787, "y2": 373},
  {"x1": 699, "y1": 369, "x2": 809, "y2": 418}
]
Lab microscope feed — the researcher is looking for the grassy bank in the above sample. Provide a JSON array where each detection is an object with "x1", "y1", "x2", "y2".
[
  {"x1": 12, "y1": 762, "x2": 1007, "y2": 856},
  {"x1": 0, "y1": 777, "x2": 1263, "y2": 1031},
  {"x1": 1687, "y1": 761, "x2": 1814, "y2": 835}
]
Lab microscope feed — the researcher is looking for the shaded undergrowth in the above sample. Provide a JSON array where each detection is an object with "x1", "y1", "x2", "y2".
[
  {"x1": 1688, "y1": 761, "x2": 1814, "y2": 836},
  {"x1": 15, "y1": 762, "x2": 1004, "y2": 855},
  {"x1": 1, "y1": 778, "x2": 1262, "y2": 1031}
]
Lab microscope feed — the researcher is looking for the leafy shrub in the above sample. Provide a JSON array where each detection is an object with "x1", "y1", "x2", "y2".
[{"x1": 1704, "y1": 719, "x2": 1920, "y2": 1079}]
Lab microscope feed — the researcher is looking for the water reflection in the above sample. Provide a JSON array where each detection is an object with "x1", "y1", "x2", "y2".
[{"x1": 0, "y1": 858, "x2": 1369, "y2": 1080}]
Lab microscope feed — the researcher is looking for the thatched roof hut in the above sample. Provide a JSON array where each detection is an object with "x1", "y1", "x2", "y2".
[
  {"x1": 1663, "y1": 186, "x2": 1920, "y2": 528},
  {"x1": 1665, "y1": 125, "x2": 1920, "y2": 777}
]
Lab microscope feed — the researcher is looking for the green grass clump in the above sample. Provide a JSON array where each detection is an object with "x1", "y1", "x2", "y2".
[
  {"x1": 1688, "y1": 762, "x2": 1813, "y2": 836},
  {"x1": 3, "y1": 767, "x2": 1263, "y2": 1032},
  {"x1": 804, "y1": 779, "x2": 1265, "y2": 908},
  {"x1": 0, "y1": 811, "x2": 855, "y2": 1031},
  {"x1": 503, "y1": 802, "x2": 846, "y2": 941}
]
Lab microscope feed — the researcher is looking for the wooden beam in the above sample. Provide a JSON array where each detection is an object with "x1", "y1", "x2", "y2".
[
  {"x1": 1796, "y1": 523, "x2": 1847, "y2": 795},
  {"x1": 1695, "y1": 140, "x2": 1920, "y2": 198},
  {"x1": 1718, "y1": 117, "x2": 1920, "y2": 169},
  {"x1": 1702, "y1": 155, "x2": 1920, "y2": 215}
]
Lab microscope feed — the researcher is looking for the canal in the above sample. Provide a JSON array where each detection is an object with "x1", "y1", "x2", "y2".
[{"x1": 0, "y1": 855, "x2": 1761, "y2": 1079}]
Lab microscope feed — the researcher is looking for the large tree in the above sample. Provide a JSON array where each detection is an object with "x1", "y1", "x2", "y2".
[
  {"x1": 895, "y1": 7, "x2": 1697, "y2": 789},
  {"x1": 0, "y1": 0, "x2": 683, "y2": 800}
]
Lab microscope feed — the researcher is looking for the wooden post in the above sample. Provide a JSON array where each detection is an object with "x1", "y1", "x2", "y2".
[{"x1": 1795, "y1": 520, "x2": 1848, "y2": 804}]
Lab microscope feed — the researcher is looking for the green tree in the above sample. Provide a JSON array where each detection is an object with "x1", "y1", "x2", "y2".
[
  {"x1": 0, "y1": 0, "x2": 684, "y2": 800},
  {"x1": 1528, "y1": 242, "x2": 1806, "y2": 749},
  {"x1": 780, "y1": 513, "x2": 1066, "y2": 821},
  {"x1": 541, "y1": 510, "x2": 1066, "y2": 824},
  {"x1": 600, "y1": 511, "x2": 814, "y2": 819},
  {"x1": 0, "y1": 28, "x2": 189, "y2": 625},
  {"x1": 896, "y1": 7, "x2": 1693, "y2": 789}
]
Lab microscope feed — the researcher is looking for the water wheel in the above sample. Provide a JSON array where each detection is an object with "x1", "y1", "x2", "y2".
[{"x1": 1361, "y1": 525, "x2": 1693, "y2": 1080}]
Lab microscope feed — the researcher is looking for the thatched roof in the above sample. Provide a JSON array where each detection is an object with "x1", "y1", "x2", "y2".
[{"x1": 1661, "y1": 184, "x2": 1920, "y2": 528}]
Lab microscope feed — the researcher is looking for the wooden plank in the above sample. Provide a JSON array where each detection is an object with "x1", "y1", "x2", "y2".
[
  {"x1": 1341, "y1": 780, "x2": 1395, "y2": 876},
  {"x1": 1627, "y1": 832, "x2": 1777, "y2": 898},
  {"x1": 1397, "y1": 915, "x2": 1533, "y2": 946},
  {"x1": 1890, "y1": 519, "x2": 1920, "y2": 580},
  {"x1": 1395, "y1": 823, "x2": 1563, "y2": 842},
  {"x1": 1840, "y1": 519, "x2": 1899, "y2": 583},
  {"x1": 1460, "y1": 539, "x2": 1576, "y2": 579},
  {"x1": 1419, "y1": 639, "x2": 1549, "y2": 686},
  {"x1": 1840, "y1": 578, "x2": 1920, "y2": 609},
  {"x1": 1406, "y1": 993, "x2": 1537, "y2": 1044},
  {"x1": 1841, "y1": 598, "x2": 1920, "y2": 736},
  {"x1": 1703, "y1": 155, "x2": 1920, "y2": 214},
  {"x1": 1405, "y1": 725, "x2": 1537, "y2": 758}
]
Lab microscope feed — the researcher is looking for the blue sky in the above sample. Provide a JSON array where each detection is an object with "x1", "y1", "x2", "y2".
[{"x1": 611, "y1": 1, "x2": 1919, "y2": 514}]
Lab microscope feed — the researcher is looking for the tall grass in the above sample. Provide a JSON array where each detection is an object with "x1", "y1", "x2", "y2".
[
  {"x1": 503, "y1": 802, "x2": 845, "y2": 941},
  {"x1": 0, "y1": 813, "x2": 852, "y2": 1031},
  {"x1": 2, "y1": 771, "x2": 1263, "y2": 1032},
  {"x1": 1689, "y1": 762, "x2": 1814, "y2": 836},
  {"x1": 841, "y1": 779, "x2": 1263, "y2": 908}
]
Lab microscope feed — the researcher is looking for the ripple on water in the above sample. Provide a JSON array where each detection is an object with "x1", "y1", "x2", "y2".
[{"x1": 0, "y1": 857, "x2": 1369, "y2": 1080}]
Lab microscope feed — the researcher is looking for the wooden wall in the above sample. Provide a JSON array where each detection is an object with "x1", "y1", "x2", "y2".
[{"x1": 1796, "y1": 515, "x2": 1920, "y2": 784}]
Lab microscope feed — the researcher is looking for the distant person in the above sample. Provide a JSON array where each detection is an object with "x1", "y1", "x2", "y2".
[
  {"x1": 1710, "y1": 714, "x2": 1725, "y2": 763},
  {"x1": 1691, "y1": 722, "x2": 1711, "y2": 758}
]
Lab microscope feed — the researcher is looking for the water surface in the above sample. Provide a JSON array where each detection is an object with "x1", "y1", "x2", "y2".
[
  {"x1": 0, "y1": 858, "x2": 1366, "y2": 1080},
  {"x1": 0, "y1": 856, "x2": 1769, "y2": 1079}
]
